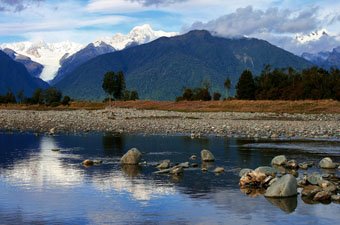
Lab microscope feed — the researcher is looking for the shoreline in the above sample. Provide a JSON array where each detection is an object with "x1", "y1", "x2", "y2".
[{"x1": 0, "y1": 108, "x2": 339, "y2": 140}]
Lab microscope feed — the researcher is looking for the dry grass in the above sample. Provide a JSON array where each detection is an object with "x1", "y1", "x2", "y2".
[
  {"x1": 1, "y1": 100, "x2": 339, "y2": 113},
  {"x1": 110, "y1": 100, "x2": 340, "y2": 114}
]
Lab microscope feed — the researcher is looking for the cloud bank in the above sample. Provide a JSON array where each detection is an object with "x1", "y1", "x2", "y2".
[{"x1": 0, "y1": 0, "x2": 43, "y2": 12}]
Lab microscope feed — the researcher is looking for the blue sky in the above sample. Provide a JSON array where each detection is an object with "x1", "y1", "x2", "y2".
[{"x1": 0, "y1": 0, "x2": 340, "y2": 53}]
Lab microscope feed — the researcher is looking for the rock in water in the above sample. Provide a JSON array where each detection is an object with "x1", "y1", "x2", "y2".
[
  {"x1": 120, "y1": 148, "x2": 142, "y2": 165},
  {"x1": 82, "y1": 159, "x2": 94, "y2": 166},
  {"x1": 239, "y1": 168, "x2": 253, "y2": 177},
  {"x1": 313, "y1": 191, "x2": 331, "y2": 201},
  {"x1": 271, "y1": 155, "x2": 287, "y2": 166},
  {"x1": 301, "y1": 185, "x2": 322, "y2": 198},
  {"x1": 214, "y1": 167, "x2": 225, "y2": 173},
  {"x1": 265, "y1": 174, "x2": 297, "y2": 198},
  {"x1": 157, "y1": 160, "x2": 171, "y2": 170},
  {"x1": 255, "y1": 166, "x2": 277, "y2": 177},
  {"x1": 319, "y1": 157, "x2": 337, "y2": 169},
  {"x1": 201, "y1": 149, "x2": 215, "y2": 162}
]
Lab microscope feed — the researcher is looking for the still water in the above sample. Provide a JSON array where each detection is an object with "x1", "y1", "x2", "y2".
[{"x1": 0, "y1": 132, "x2": 339, "y2": 225}]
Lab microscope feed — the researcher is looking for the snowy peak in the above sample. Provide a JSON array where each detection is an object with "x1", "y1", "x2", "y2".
[
  {"x1": 295, "y1": 29, "x2": 329, "y2": 44},
  {"x1": 0, "y1": 41, "x2": 83, "y2": 81},
  {"x1": 94, "y1": 24, "x2": 178, "y2": 50}
]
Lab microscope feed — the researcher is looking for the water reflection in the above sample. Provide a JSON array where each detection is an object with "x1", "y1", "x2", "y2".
[
  {"x1": 1, "y1": 136, "x2": 84, "y2": 188},
  {"x1": 266, "y1": 196, "x2": 298, "y2": 213}
]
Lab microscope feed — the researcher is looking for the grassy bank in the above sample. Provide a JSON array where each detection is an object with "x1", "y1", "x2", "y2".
[{"x1": 0, "y1": 100, "x2": 339, "y2": 114}]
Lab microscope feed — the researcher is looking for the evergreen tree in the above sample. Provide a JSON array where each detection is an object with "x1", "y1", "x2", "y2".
[
  {"x1": 224, "y1": 78, "x2": 231, "y2": 99},
  {"x1": 102, "y1": 71, "x2": 115, "y2": 102},
  {"x1": 236, "y1": 70, "x2": 256, "y2": 100}
]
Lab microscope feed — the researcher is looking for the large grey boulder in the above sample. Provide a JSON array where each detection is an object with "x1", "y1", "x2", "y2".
[
  {"x1": 271, "y1": 155, "x2": 287, "y2": 166},
  {"x1": 201, "y1": 149, "x2": 215, "y2": 162},
  {"x1": 120, "y1": 148, "x2": 142, "y2": 165},
  {"x1": 319, "y1": 157, "x2": 337, "y2": 169},
  {"x1": 265, "y1": 174, "x2": 297, "y2": 198},
  {"x1": 255, "y1": 166, "x2": 277, "y2": 177}
]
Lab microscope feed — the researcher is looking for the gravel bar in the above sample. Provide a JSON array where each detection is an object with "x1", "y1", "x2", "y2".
[{"x1": 0, "y1": 108, "x2": 339, "y2": 139}]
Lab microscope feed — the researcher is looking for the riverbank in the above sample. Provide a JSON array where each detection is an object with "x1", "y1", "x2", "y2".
[{"x1": 0, "y1": 108, "x2": 339, "y2": 139}]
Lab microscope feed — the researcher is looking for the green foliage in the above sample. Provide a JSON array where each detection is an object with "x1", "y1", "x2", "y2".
[
  {"x1": 43, "y1": 88, "x2": 62, "y2": 106},
  {"x1": 102, "y1": 71, "x2": 126, "y2": 100},
  {"x1": 213, "y1": 92, "x2": 221, "y2": 100},
  {"x1": 234, "y1": 66, "x2": 340, "y2": 100},
  {"x1": 61, "y1": 96, "x2": 71, "y2": 105},
  {"x1": 177, "y1": 86, "x2": 212, "y2": 101},
  {"x1": 31, "y1": 88, "x2": 44, "y2": 104},
  {"x1": 236, "y1": 70, "x2": 256, "y2": 100},
  {"x1": 0, "y1": 91, "x2": 16, "y2": 103}
]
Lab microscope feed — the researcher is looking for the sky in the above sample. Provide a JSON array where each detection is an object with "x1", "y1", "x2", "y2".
[{"x1": 0, "y1": 0, "x2": 340, "y2": 54}]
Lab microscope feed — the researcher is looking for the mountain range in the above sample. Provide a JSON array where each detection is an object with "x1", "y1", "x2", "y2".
[
  {"x1": 54, "y1": 30, "x2": 313, "y2": 100},
  {"x1": 0, "y1": 50, "x2": 48, "y2": 96},
  {"x1": 302, "y1": 46, "x2": 340, "y2": 69}
]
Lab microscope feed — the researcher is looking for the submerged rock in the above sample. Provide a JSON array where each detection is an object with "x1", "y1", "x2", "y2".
[
  {"x1": 265, "y1": 174, "x2": 297, "y2": 198},
  {"x1": 201, "y1": 149, "x2": 215, "y2": 162},
  {"x1": 319, "y1": 157, "x2": 337, "y2": 169},
  {"x1": 271, "y1": 155, "x2": 287, "y2": 166},
  {"x1": 120, "y1": 148, "x2": 142, "y2": 165},
  {"x1": 214, "y1": 167, "x2": 225, "y2": 174}
]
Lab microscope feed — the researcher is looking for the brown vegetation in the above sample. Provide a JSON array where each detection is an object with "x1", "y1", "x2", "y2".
[{"x1": 0, "y1": 100, "x2": 339, "y2": 113}]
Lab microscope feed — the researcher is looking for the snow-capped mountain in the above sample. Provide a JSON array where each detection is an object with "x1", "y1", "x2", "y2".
[
  {"x1": 0, "y1": 41, "x2": 83, "y2": 81},
  {"x1": 295, "y1": 29, "x2": 329, "y2": 44},
  {"x1": 93, "y1": 24, "x2": 177, "y2": 50},
  {"x1": 1, "y1": 24, "x2": 177, "y2": 83},
  {"x1": 51, "y1": 24, "x2": 177, "y2": 85}
]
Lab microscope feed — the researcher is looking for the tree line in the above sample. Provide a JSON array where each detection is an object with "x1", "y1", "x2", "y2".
[
  {"x1": 236, "y1": 66, "x2": 340, "y2": 100},
  {"x1": 176, "y1": 66, "x2": 340, "y2": 101},
  {"x1": 0, "y1": 88, "x2": 71, "y2": 106}
]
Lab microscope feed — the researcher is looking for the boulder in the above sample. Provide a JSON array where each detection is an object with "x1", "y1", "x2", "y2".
[
  {"x1": 157, "y1": 160, "x2": 171, "y2": 170},
  {"x1": 331, "y1": 195, "x2": 340, "y2": 203},
  {"x1": 239, "y1": 171, "x2": 267, "y2": 187},
  {"x1": 170, "y1": 166, "x2": 184, "y2": 175},
  {"x1": 313, "y1": 191, "x2": 331, "y2": 201},
  {"x1": 214, "y1": 167, "x2": 225, "y2": 173},
  {"x1": 120, "y1": 148, "x2": 142, "y2": 165},
  {"x1": 318, "y1": 180, "x2": 337, "y2": 193},
  {"x1": 201, "y1": 149, "x2": 215, "y2": 162},
  {"x1": 271, "y1": 155, "x2": 287, "y2": 166},
  {"x1": 265, "y1": 174, "x2": 297, "y2": 198},
  {"x1": 255, "y1": 166, "x2": 277, "y2": 177},
  {"x1": 319, "y1": 157, "x2": 337, "y2": 169}
]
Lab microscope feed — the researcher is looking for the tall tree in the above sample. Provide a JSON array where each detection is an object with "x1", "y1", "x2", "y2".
[
  {"x1": 236, "y1": 70, "x2": 256, "y2": 100},
  {"x1": 224, "y1": 78, "x2": 231, "y2": 99},
  {"x1": 114, "y1": 71, "x2": 126, "y2": 100},
  {"x1": 102, "y1": 71, "x2": 115, "y2": 102}
]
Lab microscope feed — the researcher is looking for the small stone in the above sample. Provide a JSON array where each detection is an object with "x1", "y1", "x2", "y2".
[
  {"x1": 201, "y1": 149, "x2": 215, "y2": 162},
  {"x1": 298, "y1": 163, "x2": 308, "y2": 170},
  {"x1": 190, "y1": 155, "x2": 197, "y2": 160},
  {"x1": 313, "y1": 191, "x2": 331, "y2": 201},
  {"x1": 319, "y1": 157, "x2": 337, "y2": 169},
  {"x1": 286, "y1": 160, "x2": 299, "y2": 169},
  {"x1": 271, "y1": 155, "x2": 287, "y2": 166},
  {"x1": 331, "y1": 195, "x2": 340, "y2": 203},
  {"x1": 307, "y1": 173, "x2": 322, "y2": 185},
  {"x1": 214, "y1": 167, "x2": 225, "y2": 173},
  {"x1": 178, "y1": 162, "x2": 190, "y2": 168},
  {"x1": 51, "y1": 148, "x2": 60, "y2": 152},
  {"x1": 82, "y1": 159, "x2": 94, "y2": 166},
  {"x1": 201, "y1": 167, "x2": 208, "y2": 172},
  {"x1": 301, "y1": 185, "x2": 322, "y2": 197},
  {"x1": 170, "y1": 166, "x2": 184, "y2": 175},
  {"x1": 157, "y1": 160, "x2": 171, "y2": 170}
]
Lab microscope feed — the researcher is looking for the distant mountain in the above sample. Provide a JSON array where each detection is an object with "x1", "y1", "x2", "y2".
[
  {"x1": 302, "y1": 46, "x2": 340, "y2": 69},
  {"x1": 2, "y1": 48, "x2": 43, "y2": 78},
  {"x1": 0, "y1": 50, "x2": 49, "y2": 96},
  {"x1": 54, "y1": 30, "x2": 313, "y2": 101},
  {"x1": 0, "y1": 41, "x2": 84, "y2": 81},
  {"x1": 295, "y1": 29, "x2": 329, "y2": 44},
  {"x1": 51, "y1": 24, "x2": 177, "y2": 85}
]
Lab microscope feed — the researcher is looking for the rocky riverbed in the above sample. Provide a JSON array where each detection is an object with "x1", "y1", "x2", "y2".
[{"x1": 0, "y1": 108, "x2": 339, "y2": 139}]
